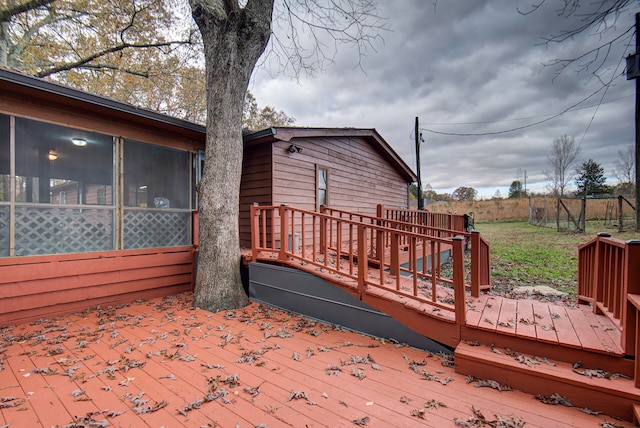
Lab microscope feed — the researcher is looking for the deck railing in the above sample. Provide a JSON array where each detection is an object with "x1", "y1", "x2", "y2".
[
  {"x1": 250, "y1": 203, "x2": 477, "y2": 325},
  {"x1": 577, "y1": 233, "x2": 640, "y2": 361},
  {"x1": 321, "y1": 206, "x2": 491, "y2": 296},
  {"x1": 377, "y1": 204, "x2": 469, "y2": 234}
]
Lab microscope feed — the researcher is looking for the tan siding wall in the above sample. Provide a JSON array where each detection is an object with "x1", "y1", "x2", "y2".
[{"x1": 239, "y1": 144, "x2": 273, "y2": 247}]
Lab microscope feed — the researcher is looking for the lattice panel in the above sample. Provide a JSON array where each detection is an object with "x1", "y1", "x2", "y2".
[
  {"x1": 123, "y1": 209, "x2": 190, "y2": 249},
  {"x1": 14, "y1": 206, "x2": 115, "y2": 256},
  {"x1": 0, "y1": 205, "x2": 9, "y2": 257}
]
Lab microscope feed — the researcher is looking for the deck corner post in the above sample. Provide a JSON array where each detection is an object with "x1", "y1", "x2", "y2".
[
  {"x1": 250, "y1": 203, "x2": 260, "y2": 262},
  {"x1": 624, "y1": 240, "x2": 640, "y2": 354},
  {"x1": 452, "y1": 236, "x2": 466, "y2": 326},
  {"x1": 279, "y1": 204, "x2": 289, "y2": 260}
]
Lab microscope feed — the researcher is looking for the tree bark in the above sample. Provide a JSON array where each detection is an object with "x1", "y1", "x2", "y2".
[{"x1": 190, "y1": 0, "x2": 273, "y2": 312}]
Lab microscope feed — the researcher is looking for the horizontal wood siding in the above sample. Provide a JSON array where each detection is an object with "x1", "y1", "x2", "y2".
[
  {"x1": 240, "y1": 144, "x2": 273, "y2": 247},
  {"x1": 272, "y1": 137, "x2": 408, "y2": 215},
  {"x1": 0, "y1": 247, "x2": 196, "y2": 327},
  {"x1": 0, "y1": 87, "x2": 204, "y2": 152}
]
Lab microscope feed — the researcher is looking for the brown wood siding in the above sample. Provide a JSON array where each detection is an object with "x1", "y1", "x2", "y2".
[
  {"x1": 0, "y1": 88, "x2": 204, "y2": 152},
  {"x1": 0, "y1": 247, "x2": 195, "y2": 327},
  {"x1": 239, "y1": 144, "x2": 273, "y2": 247},
  {"x1": 272, "y1": 137, "x2": 408, "y2": 214}
]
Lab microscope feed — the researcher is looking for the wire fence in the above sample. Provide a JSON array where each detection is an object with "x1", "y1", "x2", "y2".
[{"x1": 528, "y1": 195, "x2": 636, "y2": 232}]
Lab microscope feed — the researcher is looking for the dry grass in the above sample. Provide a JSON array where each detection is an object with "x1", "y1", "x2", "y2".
[{"x1": 427, "y1": 196, "x2": 636, "y2": 227}]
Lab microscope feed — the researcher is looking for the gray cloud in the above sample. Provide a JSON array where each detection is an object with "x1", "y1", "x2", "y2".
[{"x1": 251, "y1": 0, "x2": 637, "y2": 197}]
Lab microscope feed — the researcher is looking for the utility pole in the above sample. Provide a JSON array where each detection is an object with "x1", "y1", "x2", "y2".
[
  {"x1": 625, "y1": 12, "x2": 640, "y2": 231},
  {"x1": 415, "y1": 117, "x2": 424, "y2": 210}
]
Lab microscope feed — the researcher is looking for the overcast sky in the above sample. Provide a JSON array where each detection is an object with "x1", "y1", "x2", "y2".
[{"x1": 249, "y1": 0, "x2": 637, "y2": 198}]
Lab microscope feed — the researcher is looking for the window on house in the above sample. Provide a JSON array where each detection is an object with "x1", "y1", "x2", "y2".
[
  {"x1": 317, "y1": 166, "x2": 329, "y2": 209},
  {"x1": 11, "y1": 117, "x2": 115, "y2": 255},
  {"x1": 123, "y1": 139, "x2": 191, "y2": 249},
  {"x1": 14, "y1": 118, "x2": 114, "y2": 205}
]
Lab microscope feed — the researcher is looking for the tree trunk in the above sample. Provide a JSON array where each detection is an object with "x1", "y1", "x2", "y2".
[{"x1": 190, "y1": 0, "x2": 273, "y2": 312}]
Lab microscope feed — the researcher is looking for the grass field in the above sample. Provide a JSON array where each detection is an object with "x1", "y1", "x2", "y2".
[{"x1": 474, "y1": 221, "x2": 639, "y2": 301}]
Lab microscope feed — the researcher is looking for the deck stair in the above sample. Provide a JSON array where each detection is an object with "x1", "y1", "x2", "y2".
[
  {"x1": 248, "y1": 204, "x2": 640, "y2": 422},
  {"x1": 455, "y1": 342, "x2": 638, "y2": 422}
]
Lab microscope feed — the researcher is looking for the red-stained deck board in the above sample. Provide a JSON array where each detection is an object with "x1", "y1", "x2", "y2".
[
  {"x1": 514, "y1": 300, "x2": 538, "y2": 339},
  {"x1": 496, "y1": 297, "x2": 518, "y2": 336},
  {"x1": 1, "y1": 293, "x2": 636, "y2": 427},
  {"x1": 549, "y1": 306, "x2": 582, "y2": 349},
  {"x1": 477, "y1": 296, "x2": 501, "y2": 332},
  {"x1": 464, "y1": 296, "x2": 485, "y2": 328},
  {"x1": 588, "y1": 309, "x2": 624, "y2": 354},
  {"x1": 531, "y1": 300, "x2": 559, "y2": 344},
  {"x1": 568, "y1": 306, "x2": 622, "y2": 353}
]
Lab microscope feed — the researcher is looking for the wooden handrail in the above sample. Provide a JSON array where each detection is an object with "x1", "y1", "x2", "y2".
[
  {"x1": 323, "y1": 206, "x2": 490, "y2": 295},
  {"x1": 250, "y1": 204, "x2": 473, "y2": 326},
  {"x1": 577, "y1": 233, "x2": 640, "y2": 354},
  {"x1": 377, "y1": 204, "x2": 469, "y2": 234}
]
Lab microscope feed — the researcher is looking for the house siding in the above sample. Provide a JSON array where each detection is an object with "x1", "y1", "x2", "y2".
[
  {"x1": 0, "y1": 69, "x2": 203, "y2": 326},
  {"x1": 272, "y1": 137, "x2": 408, "y2": 214},
  {"x1": 240, "y1": 143, "x2": 273, "y2": 247}
]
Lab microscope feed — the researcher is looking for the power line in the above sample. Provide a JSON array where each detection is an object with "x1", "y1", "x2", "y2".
[
  {"x1": 419, "y1": 82, "x2": 613, "y2": 137},
  {"x1": 577, "y1": 30, "x2": 635, "y2": 146},
  {"x1": 420, "y1": 94, "x2": 632, "y2": 126}
]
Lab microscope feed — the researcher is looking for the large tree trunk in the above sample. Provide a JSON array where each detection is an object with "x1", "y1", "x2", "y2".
[{"x1": 190, "y1": 0, "x2": 273, "y2": 312}]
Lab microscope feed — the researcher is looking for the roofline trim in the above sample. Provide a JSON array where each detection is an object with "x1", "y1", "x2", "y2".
[
  {"x1": 243, "y1": 127, "x2": 418, "y2": 182},
  {"x1": 0, "y1": 67, "x2": 206, "y2": 134}
]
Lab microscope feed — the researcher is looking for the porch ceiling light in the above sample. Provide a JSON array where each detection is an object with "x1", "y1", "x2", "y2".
[
  {"x1": 48, "y1": 150, "x2": 58, "y2": 161},
  {"x1": 72, "y1": 138, "x2": 87, "y2": 147}
]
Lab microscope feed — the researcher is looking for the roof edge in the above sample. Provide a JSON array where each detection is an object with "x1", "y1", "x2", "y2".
[
  {"x1": 244, "y1": 126, "x2": 417, "y2": 182},
  {"x1": 0, "y1": 67, "x2": 206, "y2": 134}
]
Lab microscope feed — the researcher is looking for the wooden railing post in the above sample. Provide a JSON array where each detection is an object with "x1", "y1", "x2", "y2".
[
  {"x1": 250, "y1": 203, "x2": 260, "y2": 262},
  {"x1": 357, "y1": 224, "x2": 368, "y2": 297},
  {"x1": 452, "y1": 236, "x2": 466, "y2": 326},
  {"x1": 319, "y1": 206, "x2": 327, "y2": 252},
  {"x1": 192, "y1": 210, "x2": 199, "y2": 250},
  {"x1": 593, "y1": 232, "x2": 610, "y2": 314},
  {"x1": 390, "y1": 232, "x2": 399, "y2": 277},
  {"x1": 470, "y1": 230, "x2": 480, "y2": 297},
  {"x1": 279, "y1": 204, "x2": 289, "y2": 261},
  {"x1": 623, "y1": 240, "x2": 640, "y2": 354}
]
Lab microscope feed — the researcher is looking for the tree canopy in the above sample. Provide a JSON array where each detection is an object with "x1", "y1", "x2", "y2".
[
  {"x1": 452, "y1": 186, "x2": 477, "y2": 202},
  {"x1": 243, "y1": 90, "x2": 295, "y2": 131},
  {"x1": 508, "y1": 180, "x2": 523, "y2": 199},
  {"x1": 575, "y1": 159, "x2": 608, "y2": 196}
]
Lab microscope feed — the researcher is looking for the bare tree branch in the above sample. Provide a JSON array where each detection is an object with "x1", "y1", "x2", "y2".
[
  {"x1": 0, "y1": 0, "x2": 56, "y2": 22},
  {"x1": 260, "y1": 0, "x2": 389, "y2": 78},
  {"x1": 521, "y1": 0, "x2": 637, "y2": 80}
]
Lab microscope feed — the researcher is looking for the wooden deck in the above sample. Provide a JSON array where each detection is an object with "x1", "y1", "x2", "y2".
[{"x1": 0, "y1": 293, "x2": 632, "y2": 427}]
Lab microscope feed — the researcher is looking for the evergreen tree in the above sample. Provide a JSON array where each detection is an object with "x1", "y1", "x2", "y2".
[
  {"x1": 508, "y1": 180, "x2": 523, "y2": 199},
  {"x1": 575, "y1": 159, "x2": 607, "y2": 196}
]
